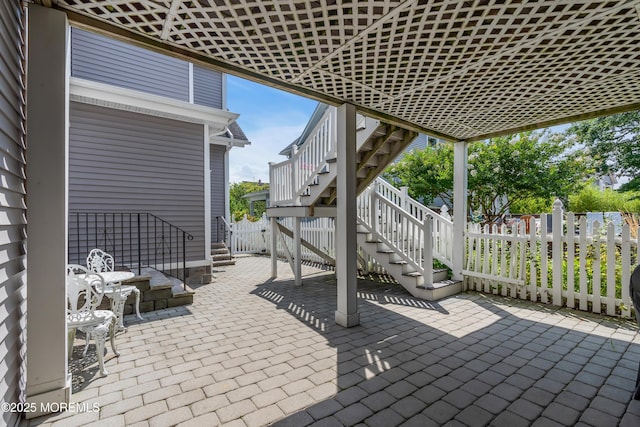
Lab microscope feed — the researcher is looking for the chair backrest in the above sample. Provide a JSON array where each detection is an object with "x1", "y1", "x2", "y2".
[
  {"x1": 87, "y1": 248, "x2": 115, "y2": 273},
  {"x1": 631, "y1": 264, "x2": 640, "y2": 327},
  {"x1": 66, "y1": 264, "x2": 106, "y2": 325}
]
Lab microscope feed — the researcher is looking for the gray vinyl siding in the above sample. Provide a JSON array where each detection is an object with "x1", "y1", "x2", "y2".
[
  {"x1": 71, "y1": 28, "x2": 189, "y2": 102},
  {"x1": 210, "y1": 144, "x2": 226, "y2": 221},
  {"x1": 193, "y1": 65, "x2": 223, "y2": 109},
  {"x1": 0, "y1": 2, "x2": 26, "y2": 426},
  {"x1": 404, "y1": 133, "x2": 427, "y2": 153},
  {"x1": 68, "y1": 102, "x2": 205, "y2": 263},
  {"x1": 210, "y1": 144, "x2": 227, "y2": 243}
]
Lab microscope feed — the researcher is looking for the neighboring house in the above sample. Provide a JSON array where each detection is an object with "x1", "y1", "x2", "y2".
[
  {"x1": 67, "y1": 28, "x2": 250, "y2": 285},
  {"x1": 399, "y1": 133, "x2": 441, "y2": 158},
  {"x1": 594, "y1": 172, "x2": 618, "y2": 191}
]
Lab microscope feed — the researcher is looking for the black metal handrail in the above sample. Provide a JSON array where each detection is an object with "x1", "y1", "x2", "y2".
[
  {"x1": 214, "y1": 215, "x2": 233, "y2": 251},
  {"x1": 68, "y1": 212, "x2": 194, "y2": 286}
]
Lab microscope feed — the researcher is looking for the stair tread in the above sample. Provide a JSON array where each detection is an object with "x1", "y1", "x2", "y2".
[{"x1": 417, "y1": 279, "x2": 462, "y2": 290}]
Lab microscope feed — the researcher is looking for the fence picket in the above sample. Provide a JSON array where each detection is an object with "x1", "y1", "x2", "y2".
[
  {"x1": 593, "y1": 221, "x2": 602, "y2": 314},
  {"x1": 529, "y1": 218, "x2": 537, "y2": 302},
  {"x1": 566, "y1": 213, "x2": 575, "y2": 309},
  {"x1": 518, "y1": 222, "x2": 527, "y2": 300},
  {"x1": 621, "y1": 223, "x2": 631, "y2": 317},
  {"x1": 578, "y1": 217, "x2": 588, "y2": 311},
  {"x1": 540, "y1": 214, "x2": 549, "y2": 304},
  {"x1": 483, "y1": 224, "x2": 491, "y2": 294},
  {"x1": 606, "y1": 222, "x2": 616, "y2": 315}
]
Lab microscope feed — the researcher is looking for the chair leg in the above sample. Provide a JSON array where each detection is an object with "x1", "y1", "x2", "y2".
[
  {"x1": 83, "y1": 332, "x2": 92, "y2": 357},
  {"x1": 92, "y1": 325, "x2": 109, "y2": 376},
  {"x1": 134, "y1": 288, "x2": 143, "y2": 320},
  {"x1": 109, "y1": 317, "x2": 120, "y2": 357},
  {"x1": 67, "y1": 328, "x2": 76, "y2": 360}
]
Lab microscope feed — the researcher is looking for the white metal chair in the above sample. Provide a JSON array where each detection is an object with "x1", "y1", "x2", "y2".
[
  {"x1": 67, "y1": 264, "x2": 119, "y2": 375},
  {"x1": 86, "y1": 248, "x2": 142, "y2": 329}
]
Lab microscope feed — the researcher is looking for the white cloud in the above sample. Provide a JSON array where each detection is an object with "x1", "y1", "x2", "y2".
[{"x1": 228, "y1": 123, "x2": 306, "y2": 183}]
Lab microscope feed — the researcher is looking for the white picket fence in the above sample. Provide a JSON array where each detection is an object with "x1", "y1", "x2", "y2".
[
  {"x1": 231, "y1": 198, "x2": 639, "y2": 319},
  {"x1": 231, "y1": 214, "x2": 336, "y2": 264},
  {"x1": 464, "y1": 200, "x2": 639, "y2": 318}
]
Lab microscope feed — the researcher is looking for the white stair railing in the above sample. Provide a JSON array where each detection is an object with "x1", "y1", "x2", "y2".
[
  {"x1": 269, "y1": 107, "x2": 337, "y2": 206},
  {"x1": 357, "y1": 186, "x2": 434, "y2": 285},
  {"x1": 371, "y1": 178, "x2": 454, "y2": 269}
]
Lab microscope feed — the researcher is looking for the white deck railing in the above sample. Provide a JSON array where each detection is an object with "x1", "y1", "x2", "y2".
[{"x1": 269, "y1": 107, "x2": 336, "y2": 206}]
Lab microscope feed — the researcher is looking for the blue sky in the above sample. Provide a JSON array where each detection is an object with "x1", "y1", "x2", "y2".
[{"x1": 226, "y1": 76, "x2": 318, "y2": 183}]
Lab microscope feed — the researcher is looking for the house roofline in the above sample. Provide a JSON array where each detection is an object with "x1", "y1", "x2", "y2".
[{"x1": 70, "y1": 77, "x2": 238, "y2": 133}]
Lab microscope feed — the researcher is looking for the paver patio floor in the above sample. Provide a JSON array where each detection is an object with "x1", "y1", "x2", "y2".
[{"x1": 26, "y1": 255, "x2": 640, "y2": 426}]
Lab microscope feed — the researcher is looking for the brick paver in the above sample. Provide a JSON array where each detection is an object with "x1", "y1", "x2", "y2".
[{"x1": 25, "y1": 255, "x2": 640, "y2": 427}]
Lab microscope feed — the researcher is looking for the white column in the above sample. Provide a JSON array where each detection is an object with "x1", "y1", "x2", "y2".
[
  {"x1": 335, "y1": 104, "x2": 359, "y2": 327},
  {"x1": 203, "y1": 127, "x2": 211, "y2": 259},
  {"x1": 270, "y1": 217, "x2": 278, "y2": 279},
  {"x1": 224, "y1": 147, "x2": 231, "y2": 224},
  {"x1": 294, "y1": 217, "x2": 302, "y2": 286},
  {"x1": 25, "y1": 4, "x2": 71, "y2": 417},
  {"x1": 452, "y1": 141, "x2": 468, "y2": 282}
]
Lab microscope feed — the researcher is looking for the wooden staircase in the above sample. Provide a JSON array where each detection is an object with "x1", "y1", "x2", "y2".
[
  {"x1": 211, "y1": 242, "x2": 235, "y2": 268},
  {"x1": 356, "y1": 224, "x2": 462, "y2": 300},
  {"x1": 268, "y1": 106, "x2": 462, "y2": 301}
]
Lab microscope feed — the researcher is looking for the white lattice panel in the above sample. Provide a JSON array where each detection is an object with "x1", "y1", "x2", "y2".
[{"x1": 56, "y1": 0, "x2": 640, "y2": 140}]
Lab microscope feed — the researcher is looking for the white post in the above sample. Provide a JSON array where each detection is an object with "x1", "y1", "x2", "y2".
[
  {"x1": 423, "y1": 215, "x2": 434, "y2": 287},
  {"x1": 370, "y1": 189, "x2": 378, "y2": 239},
  {"x1": 452, "y1": 141, "x2": 468, "y2": 281},
  {"x1": 551, "y1": 198, "x2": 564, "y2": 306},
  {"x1": 270, "y1": 217, "x2": 278, "y2": 278},
  {"x1": 294, "y1": 217, "x2": 302, "y2": 286},
  {"x1": 291, "y1": 144, "x2": 298, "y2": 204},
  {"x1": 440, "y1": 204, "x2": 451, "y2": 221},
  {"x1": 25, "y1": 4, "x2": 71, "y2": 416},
  {"x1": 204, "y1": 126, "x2": 211, "y2": 259},
  {"x1": 400, "y1": 186, "x2": 409, "y2": 211},
  {"x1": 335, "y1": 103, "x2": 359, "y2": 327}
]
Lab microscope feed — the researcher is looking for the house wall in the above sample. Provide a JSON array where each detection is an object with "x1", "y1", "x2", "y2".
[
  {"x1": 210, "y1": 144, "x2": 227, "y2": 241},
  {"x1": 71, "y1": 28, "x2": 224, "y2": 108},
  {"x1": 71, "y1": 27, "x2": 189, "y2": 101},
  {"x1": 194, "y1": 65, "x2": 224, "y2": 109},
  {"x1": 68, "y1": 102, "x2": 206, "y2": 264},
  {"x1": 0, "y1": 2, "x2": 27, "y2": 426}
]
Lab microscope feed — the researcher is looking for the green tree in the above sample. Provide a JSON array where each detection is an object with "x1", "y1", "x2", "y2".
[
  {"x1": 229, "y1": 181, "x2": 269, "y2": 221},
  {"x1": 568, "y1": 184, "x2": 640, "y2": 213},
  {"x1": 568, "y1": 111, "x2": 640, "y2": 192},
  {"x1": 384, "y1": 131, "x2": 590, "y2": 225}
]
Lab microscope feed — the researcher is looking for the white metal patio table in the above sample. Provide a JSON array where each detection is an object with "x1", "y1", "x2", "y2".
[{"x1": 95, "y1": 271, "x2": 141, "y2": 331}]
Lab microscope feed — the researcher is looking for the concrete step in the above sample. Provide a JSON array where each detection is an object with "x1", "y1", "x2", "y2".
[
  {"x1": 212, "y1": 259, "x2": 236, "y2": 267},
  {"x1": 96, "y1": 267, "x2": 193, "y2": 315}
]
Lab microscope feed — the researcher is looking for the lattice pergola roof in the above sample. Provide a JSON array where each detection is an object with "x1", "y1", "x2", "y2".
[{"x1": 49, "y1": 0, "x2": 640, "y2": 142}]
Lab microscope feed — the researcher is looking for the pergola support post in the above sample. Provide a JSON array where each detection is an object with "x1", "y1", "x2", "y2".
[
  {"x1": 270, "y1": 216, "x2": 278, "y2": 279},
  {"x1": 335, "y1": 103, "x2": 359, "y2": 327},
  {"x1": 452, "y1": 141, "x2": 468, "y2": 282},
  {"x1": 294, "y1": 217, "x2": 302, "y2": 286},
  {"x1": 25, "y1": 4, "x2": 71, "y2": 417}
]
